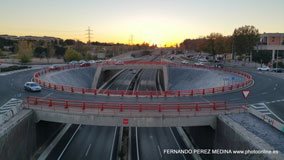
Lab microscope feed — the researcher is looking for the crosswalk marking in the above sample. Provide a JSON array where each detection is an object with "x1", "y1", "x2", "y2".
[{"x1": 250, "y1": 103, "x2": 272, "y2": 115}]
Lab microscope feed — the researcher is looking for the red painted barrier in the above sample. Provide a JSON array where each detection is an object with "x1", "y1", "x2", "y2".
[
  {"x1": 26, "y1": 96, "x2": 228, "y2": 112},
  {"x1": 33, "y1": 63, "x2": 253, "y2": 98}
]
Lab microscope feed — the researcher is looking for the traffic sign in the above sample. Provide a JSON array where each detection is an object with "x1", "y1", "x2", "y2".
[
  {"x1": 123, "y1": 118, "x2": 129, "y2": 125},
  {"x1": 242, "y1": 90, "x2": 250, "y2": 99}
]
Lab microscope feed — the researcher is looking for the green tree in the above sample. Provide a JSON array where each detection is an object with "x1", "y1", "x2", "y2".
[
  {"x1": 0, "y1": 49, "x2": 3, "y2": 57},
  {"x1": 33, "y1": 47, "x2": 47, "y2": 58},
  {"x1": 46, "y1": 44, "x2": 55, "y2": 63},
  {"x1": 17, "y1": 40, "x2": 33, "y2": 64},
  {"x1": 55, "y1": 46, "x2": 66, "y2": 58},
  {"x1": 233, "y1": 25, "x2": 259, "y2": 58},
  {"x1": 64, "y1": 48, "x2": 81, "y2": 62}
]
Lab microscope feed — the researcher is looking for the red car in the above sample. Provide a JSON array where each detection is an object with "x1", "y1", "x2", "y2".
[{"x1": 80, "y1": 62, "x2": 91, "y2": 67}]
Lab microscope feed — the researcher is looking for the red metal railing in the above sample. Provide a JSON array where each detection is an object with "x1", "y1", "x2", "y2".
[
  {"x1": 33, "y1": 62, "x2": 253, "y2": 97},
  {"x1": 26, "y1": 96, "x2": 228, "y2": 113}
]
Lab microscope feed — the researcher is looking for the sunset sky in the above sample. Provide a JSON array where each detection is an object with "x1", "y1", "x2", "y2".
[{"x1": 0, "y1": 0, "x2": 284, "y2": 46}]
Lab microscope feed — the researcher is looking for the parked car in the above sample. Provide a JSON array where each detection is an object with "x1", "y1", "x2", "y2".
[
  {"x1": 79, "y1": 60, "x2": 87, "y2": 64},
  {"x1": 88, "y1": 60, "x2": 96, "y2": 64},
  {"x1": 181, "y1": 60, "x2": 189, "y2": 64},
  {"x1": 80, "y1": 62, "x2": 91, "y2": 67},
  {"x1": 257, "y1": 66, "x2": 270, "y2": 71},
  {"x1": 198, "y1": 58, "x2": 208, "y2": 62},
  {"x1": 69, "y1": 61, "x2": 78, "y2": 65},
  {"x1": 24, "y1": 82, "x2": 42, "y2": 92},
  {"x1": 215, "y1": 63, "x2": 224, "y2": 68},
  {"x1": 271, "y1": 68, "x2": 283, "y2": 73},
  {"x1": 194, "y1": 62, "x2": 205, "y2": 66}
]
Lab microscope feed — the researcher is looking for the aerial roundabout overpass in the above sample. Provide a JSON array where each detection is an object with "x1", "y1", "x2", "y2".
[{"x1": 26, "y1": 61, "x2": 253, "y2": 128}]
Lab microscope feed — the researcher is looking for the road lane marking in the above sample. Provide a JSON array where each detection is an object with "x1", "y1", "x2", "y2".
[
  {"x1": 250, "y1": 103, "x2": 271, "y2": 115},
  {"x1": 251, "y1": 103, "x2": 284, "y2": 123},
  {"x1": 57, "y1": 124, "x2": 81, "y2": 160},
  {"x1": 43, "y1": 92, "x2": 53, "y2": 98},
  {"x1": 169, "y1": 128, "x2": 187, "y2": 160},
  {"x1": 85, "y1": 144, "x2": 92, "y2": 157},
  {"x1": 157, "y1": 145, "x2": 162, "y2": 158},
  {"x1": 109, "y1": 126, "x2": 118, "y2": 160}
]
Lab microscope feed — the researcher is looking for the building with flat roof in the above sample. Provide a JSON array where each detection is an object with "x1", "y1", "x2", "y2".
[{"x1": 255, "y1": 33, "x2": 284, "y2": 63}]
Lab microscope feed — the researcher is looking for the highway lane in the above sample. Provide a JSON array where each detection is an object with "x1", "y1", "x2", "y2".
[
  {"x1": 137, "y1": 69, "x2": 158, "y2": 91},
  {"x1": 58, "y1": 126, "x2": 116, "y2": 160},
  {"x1": 105, "y1": 69, "x2": 137, "y2": 91},
  {"x1": 137, "y1": 127, "x2": 189, "y2": 160}
]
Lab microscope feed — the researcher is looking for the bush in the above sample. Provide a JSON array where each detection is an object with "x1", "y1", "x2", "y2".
[
  {"x1": 0, "y1": 65, "x2": 31, "y2": 72},
  {"x1": 18, "y1": 54, "x2": 32, "y2": 64},
  {"x1": 273, "y1": 62, "x2": 284, "y2": 68},
  {"x1": 64, "y1": 48, "x2": 82, "y2": 62}
]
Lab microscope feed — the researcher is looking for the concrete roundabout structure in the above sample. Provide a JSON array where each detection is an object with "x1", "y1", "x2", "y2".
[
  {"x1": 33, "y1": 61, "x2": 253, "y2": 98},
  {"x1": 22, "y1": 61, "x2": 254, "y2": 127}
]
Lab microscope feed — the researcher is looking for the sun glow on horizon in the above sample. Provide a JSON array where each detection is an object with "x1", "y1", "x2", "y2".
[{"x1": 1, "y1": 0, "x2": 284, "y2": 46}]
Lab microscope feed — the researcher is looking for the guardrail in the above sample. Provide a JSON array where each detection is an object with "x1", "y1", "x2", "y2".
[
  {"x1": 25, "y1": 97, "x2": 247, "y2": 117},
  {"x1": 33, "y1": 62, "x2": 253, "y2": 97},
  {"x1": 25, "y1": 96, "x2": 228, "y2": 113}
]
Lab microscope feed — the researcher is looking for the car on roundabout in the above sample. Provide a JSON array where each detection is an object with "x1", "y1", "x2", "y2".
[
  {"x1": 24, "y1": 82, "x2": 42, "y2": 92},
  {"x1": 181, "y1": 60, "x2": 189, "y2": 64},
  {"x1": 48, "y1": 64, "x2": 60, "y2": 71},
  {"x1": 257, "y1": 66, "x2": 270, "y2": 71}
]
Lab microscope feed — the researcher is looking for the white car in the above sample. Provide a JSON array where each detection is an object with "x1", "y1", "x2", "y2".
[
  {"x1": 79, "y1": 60, "x2": 87, "y2": 64},
  {"x1": 69, "y1": 61, "x2": 78, "y2": 64},
  {"x1": 181, "y1": 60, "x2": 189, "y2": 64},
  {"x1": 194, "y1": 62, "x2": 205, "y2": 66},
  {"x1": 24, "y1": 82, "x2": 42, "y2": 92},
  {"x1": 257, "y1": 66, "x2": 270, "y2": 71},
  {"x1": 88, "y1": 60, "x2": 96, "y2": 64}
]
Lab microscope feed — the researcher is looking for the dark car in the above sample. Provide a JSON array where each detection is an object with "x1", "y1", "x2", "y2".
[
  {"x1": 215, "y1": 63, "x2": 224, "y2": 68},
  {"x1": 48, "y1": 64, "x2": 60, "y2": 71},
  {"x1": 271, "y1": 68, "x2": 283, "y2": 73}
]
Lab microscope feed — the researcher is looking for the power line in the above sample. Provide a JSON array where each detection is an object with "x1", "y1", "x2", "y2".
[{"x1": 86, "y1": 26, "x2": 93, "y2": 44}]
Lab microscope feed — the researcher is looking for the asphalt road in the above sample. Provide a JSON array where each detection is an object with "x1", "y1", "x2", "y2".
[
  {"x1": 58, "y1": 126, "x2": 116, "y2": 160},
  {"x1": 137, "y1": 127, "x2": 189, "y2": 160},
  {"x1": 105, "y1": 69, "x2": 137, "y2": 91},
  {"x1": 137, "y1": 69, "x2": 158, "y2": 91}
]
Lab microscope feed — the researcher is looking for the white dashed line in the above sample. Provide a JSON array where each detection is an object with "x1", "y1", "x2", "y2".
[{"x1": 85, "y1": 144, "x2": 92, "y2": 157}]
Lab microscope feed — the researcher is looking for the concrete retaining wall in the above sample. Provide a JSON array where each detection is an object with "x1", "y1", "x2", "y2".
[
  {"x1": 0, "y1": 110, "x2": 37, "y2": 160},
  {"x1": 0, "y1": 109, "x2": 63, "y2": 160},
  {"x1": 214, "y1": 115, "x2": 284, "y2": 160}
]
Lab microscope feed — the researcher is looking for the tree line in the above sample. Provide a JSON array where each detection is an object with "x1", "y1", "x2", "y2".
[
  {"x1": 180, "y1": 25, "x2": 260, "y2": 60},
  {"x1": 0, "y1": 37, "x2": 155, "y2": 63}
]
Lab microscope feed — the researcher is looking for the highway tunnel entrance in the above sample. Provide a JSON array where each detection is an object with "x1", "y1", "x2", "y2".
[{"x1": 92, "y1": 66, "x2": 167, "y2": 92}]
